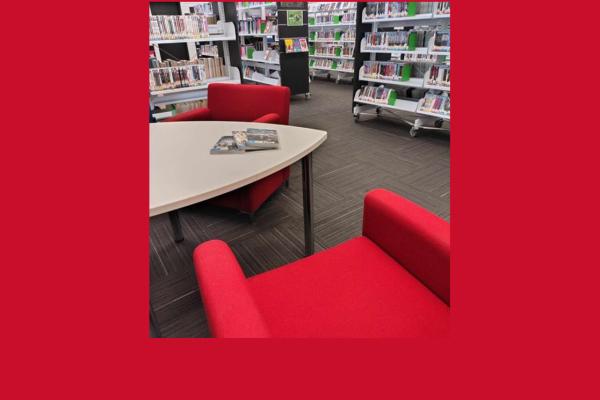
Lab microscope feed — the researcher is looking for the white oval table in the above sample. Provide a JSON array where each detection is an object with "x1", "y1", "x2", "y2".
[{"x1": 150, "y1": 120, "x2": 327, "y2": 256}]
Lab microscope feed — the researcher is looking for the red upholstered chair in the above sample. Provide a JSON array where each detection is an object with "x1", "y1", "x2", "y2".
[
  {"x1": 163, "y1": 83, "x2": 291, "y2": 215},
  {"x1": 194, "y1": 189, "x2": 450, "y2": 338}
]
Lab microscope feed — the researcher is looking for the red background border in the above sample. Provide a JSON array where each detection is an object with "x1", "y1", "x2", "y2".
[{"x1": 1, "y1": 1, "x2": 599, "y2": 398}]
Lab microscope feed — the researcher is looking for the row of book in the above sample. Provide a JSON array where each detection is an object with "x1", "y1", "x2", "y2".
[
  {"x1": 313, "y1": 43, "x2": 354, "y2": 57},
  {"x1": 418, "y1": 92, "x2": 450, "y2": 116},
  {"x1": 365, "y1": 2, "x2": 412, "y2": 19},
  {"x1": 198, "y1": 44, "x2": 219, "y2": 57},
  {"x1": 243, "y1": 67, "x2": 280, "y2": 84},
  {"x1": 150, "y1": 66, "x2": 206, "y2": 91},
  {"x1": 312, "y1": 11, "x2": 356, "y2": 24},
  {"x1": 426, "y1": 65, "x2": 450, "y2": 87},
  {"x1": 150, "y1": 15, "x2": 209, "y2": 41},
  {"x1": 436, "y1": 2, "x2": 451, "y2": 15},
  {"x1": 284, "y1": 38, "x2": 309, "y2": 53},
  {"x1": 237, "y1": 2, "x2": 275, "y2": 10},
  {"x1": 310, "y1": 58, "x2": 353, "y2": 72},
  {"x1": 362, "y1": 61, "x2": 407, "y2": 81},
  {"x1": 364, "y1": 31, "x2": 409, "y2": 50},
  {"x1": 313, "y1": 30, "x2": 355, "y2": 41},
  {"x1": 241, "y1": 46, "x2": 279, "y2": 63},
  {"x1": 309, "y1": 2, "x2": 356, "y2": 13},
  {"x1": 357, "y1": 85, "x2": 395, "y2": 104},
  {"x1": 149, "y1": 58, "x2": 227, "y2": 92},
  {"x1": 395, "y1": 53, "x2": 437, "y2": 63},
  {"x1": 192, "y1": 3, "x2": 213, "y2": 15},
  {"x1": 239, "y1": 17, "x2": 277, "y2": 35}
]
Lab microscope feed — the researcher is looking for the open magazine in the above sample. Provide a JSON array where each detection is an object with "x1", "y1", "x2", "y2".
[{"x1": 210, "y1": 128, "x2": 280, "y2": 154}]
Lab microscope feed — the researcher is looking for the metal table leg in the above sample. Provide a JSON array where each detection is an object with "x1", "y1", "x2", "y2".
[
  {"x1": 150, "y1": 302, "x2": 161, "y2": 338},
  {"x1": 168, "y1": 210, "x2": 184, "y2": 243},
  {"x1": 301, "y1": 153, "x2": 314, "y2": 256}
]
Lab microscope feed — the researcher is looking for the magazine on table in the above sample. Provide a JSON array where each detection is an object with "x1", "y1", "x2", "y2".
[
  {"x1": 210, "y1": 128, "x2": 280, "y2": 154},
  {"x1": 209, "y1": 136, "x2": 244, "y2": 154}
]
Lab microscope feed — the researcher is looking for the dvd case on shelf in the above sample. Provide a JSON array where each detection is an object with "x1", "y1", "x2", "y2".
[
  {"x1": 432, "y1": 29, "x2": 450, "y2": 52},
  {"x1": 363, "y1": 61, "x2": 406, "y2": 81},
  {"x1": 364, "y1": 2, "x2": 410, "y2": 19},
  {"x1": 426, "y1": 65, "x2": 450, "y2": 87},
  {"x1": 417, "y1": 92, "x2": 450, "y2": 116},
  {"x1": 364, "y1": 31, "x2": 409, "y2": 50},
  {"x1": 357, "y1": 85, "x2": 396, "y2": 104}
]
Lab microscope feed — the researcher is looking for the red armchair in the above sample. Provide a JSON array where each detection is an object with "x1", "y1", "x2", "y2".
[
  {"x1": 164, "y1": 83, "x2": 291, "y2": 215},
  {"x1": 194, "y1": 189, "x2": 450, "y2": 338}
]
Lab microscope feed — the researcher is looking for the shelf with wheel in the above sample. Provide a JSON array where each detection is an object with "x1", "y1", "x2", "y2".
[{"x1": 352, "y1": 2, "x2": 450, "y2": 137}]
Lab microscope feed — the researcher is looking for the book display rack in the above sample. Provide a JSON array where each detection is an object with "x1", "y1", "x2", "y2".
[
  {"x1": 149, "y1": 2, "x2": 241, "y2": 120},
  {"x1": 308, "y1": 2, "x2": 357, "y2": 84},
  {"x1": 352, "y1": 2, "x2": 450, "y2": 137},
  {"x1": 237, "y1": 2, "x2": 310, "y2": 97}
]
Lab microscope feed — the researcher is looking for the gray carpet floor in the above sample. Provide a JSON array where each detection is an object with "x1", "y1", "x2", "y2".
[{"x1": 150, "y1": 79, "x2": 450, "y2": 337}]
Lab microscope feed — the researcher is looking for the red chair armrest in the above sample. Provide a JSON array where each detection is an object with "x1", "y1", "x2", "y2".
[
  {"x1": 362, "y1": 189, "x2": 450, "y2": 305},
  {"x1": 193, "y1": 240, "x2": 270, "y2": 338},
  {"x1": 253, "y1": 113, "x2": 280, "y2": 124},
  {"x1": 163, "y1": 107, "x2": 211, "y2": 122}
]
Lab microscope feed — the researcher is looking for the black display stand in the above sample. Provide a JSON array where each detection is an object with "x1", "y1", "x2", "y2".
[{"x1": 277, "y1": 2, "x2": 310, "y2": 97}]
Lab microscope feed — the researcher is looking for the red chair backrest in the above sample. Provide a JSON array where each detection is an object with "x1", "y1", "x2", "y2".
[{"x1": 207, "y1": 83, "x2": 291, "y2": 125}]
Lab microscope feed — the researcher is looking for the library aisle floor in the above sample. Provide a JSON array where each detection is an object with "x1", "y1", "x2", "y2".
[{"x1": 150, "y1": 80, "x2": 450, "y2": 337}]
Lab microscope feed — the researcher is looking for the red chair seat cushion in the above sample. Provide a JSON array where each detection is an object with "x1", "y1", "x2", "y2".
[{"x1": 246, "y1": 236, "x2": 449, "y2": 337}]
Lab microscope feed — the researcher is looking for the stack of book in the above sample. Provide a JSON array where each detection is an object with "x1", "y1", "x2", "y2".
[
  {"x1": 210, "y1": 128, "x2": 280, "y2": 154},
  {"x1": 364, "y1": 31, "x2": 409, "y2": 50},
  {"x1": 357, "y1": 85, "x2": 395, "y2": 104},
  {"x1": 150, "y1": 15, "x2": 209, "y2": 41},
  {"x1": 417, "y1": 92, "x2": 450, "y2": 116}
]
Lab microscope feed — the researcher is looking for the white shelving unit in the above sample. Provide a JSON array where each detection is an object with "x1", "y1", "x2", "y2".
[
  {"x1": 237, "y1": 2, "x2": 280, "y2": 86},
  {"x1": 149, "y1": 3, "x2": 240, "y2": 117},
  {"x1": 308, "y1": 2, "x2": 357, "y2": 84},
  {"x1": 353, "y1": 2, "x2": 450, "y2": 137}
]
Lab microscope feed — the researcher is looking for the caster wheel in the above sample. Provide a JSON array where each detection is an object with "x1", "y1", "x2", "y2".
[
  {"x1": 305, "y1": 93, "x2": 311, "y2": 99},
  {"x1": 376, "y1": 107, "x2": 382, "y2": 116},
  {"x1": 409, "y1": 127, "x2": 418, "y2": 137},
  {"x1": 434, "y1": 119, "x2": 443, "y2": 128},
  {"x1": 354, "y1": 114, "x2": 360, "y2": 122}
]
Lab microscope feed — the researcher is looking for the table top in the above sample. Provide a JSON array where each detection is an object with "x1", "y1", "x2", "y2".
[{"x1": 150, "y1": 121, "x2": 327, "y2": 217}]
